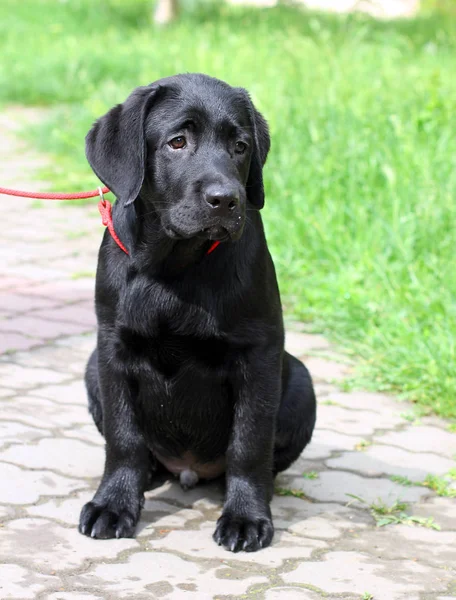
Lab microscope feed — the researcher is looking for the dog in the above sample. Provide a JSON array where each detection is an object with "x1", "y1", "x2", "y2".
[{"x1": 79, "y1": 73, "x2": 316, "y2": 552}]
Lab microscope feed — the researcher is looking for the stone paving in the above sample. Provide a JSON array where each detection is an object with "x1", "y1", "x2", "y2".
[{"x1": 0, "y1": 108, "x2": 455, "y2": 600}]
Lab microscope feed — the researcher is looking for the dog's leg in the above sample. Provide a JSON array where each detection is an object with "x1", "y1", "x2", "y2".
[
  {"x1": 213, "y1": 348, "x2": 279, "y2": 552},
  {"x1": 79, "y1": 359, "x2": 148, "y2": 539},
  {"x1": 85, "y1": 348, "x2": 103, "y2": 435},
  {"x1": 273, "y1": 352, "x2": 316, "y2": 474}
]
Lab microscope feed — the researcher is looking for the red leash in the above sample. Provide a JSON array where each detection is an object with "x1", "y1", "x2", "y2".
[
  {"x1": 0, "y1": 185, "x2": 109, "y2": 200},
  {"x1": 0, "y1": 185, "x2": 220, "y2": 256}
]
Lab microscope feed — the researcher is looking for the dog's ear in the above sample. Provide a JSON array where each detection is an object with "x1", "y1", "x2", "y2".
[
  {"x1": 237, "y1": 88, "x2": 271, "y2": 209},
  {"x1": 85, "y1": 84, "x2": 161, "y2": 206}
]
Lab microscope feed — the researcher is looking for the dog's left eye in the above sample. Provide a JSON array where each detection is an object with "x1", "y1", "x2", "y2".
[
  {"x1": 168, "y1": 136, "x2": 187, "y2": 150},
  {"x1": 235, "y1": 141, "x2": 247, "y2": 154}
]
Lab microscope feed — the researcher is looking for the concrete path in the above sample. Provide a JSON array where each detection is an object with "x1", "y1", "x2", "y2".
[{"x1": 0, "y1": 108, "x2": 455, "y2": 600}]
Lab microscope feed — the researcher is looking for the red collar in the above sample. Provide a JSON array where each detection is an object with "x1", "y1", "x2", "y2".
[{"x1": 98, "y1": 198, "x2": 220, "y2": 256}]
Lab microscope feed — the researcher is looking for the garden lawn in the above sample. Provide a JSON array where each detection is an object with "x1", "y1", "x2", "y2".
[{"x1": 1, "y1": 0, "x2": 455, "y2": 417}]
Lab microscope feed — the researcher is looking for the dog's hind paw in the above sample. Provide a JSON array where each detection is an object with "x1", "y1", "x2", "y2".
[{"x1": 179, "y1": 469, "x2": 199, "y2": 491}]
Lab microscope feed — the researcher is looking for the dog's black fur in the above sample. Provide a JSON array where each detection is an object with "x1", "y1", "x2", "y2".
[{"x1": 79, "y1": 73, "x2": 316, "y2": 553}]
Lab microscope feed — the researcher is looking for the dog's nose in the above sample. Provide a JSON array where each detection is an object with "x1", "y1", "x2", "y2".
[{"x1": 204, "y1": 185, "x2": 239, "y2": 218}]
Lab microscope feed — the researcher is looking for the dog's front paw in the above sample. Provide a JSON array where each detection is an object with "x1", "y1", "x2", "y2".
[
  {"x1": 213, "y1": 512, "x2": 274, "y2": 552},
  {"x1": 79, "y1": 501, "x2": 138, "y2": 539}
]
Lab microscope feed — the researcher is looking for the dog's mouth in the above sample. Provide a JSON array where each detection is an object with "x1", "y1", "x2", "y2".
[{"x1": 166, "y1": 225, "x2": 238, "y2": 243}]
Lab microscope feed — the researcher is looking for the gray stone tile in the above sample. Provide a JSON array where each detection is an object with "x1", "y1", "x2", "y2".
[
  {"x1": 0, "y1": 504, "x2": 15, "y2": 521},
  {"x1": 265, "y1": 588, "x2": 321, "y2": 600},
  {"x1": 326, "y1": 445, "x2": 455, "y2": 479},
  {"x1": 0, "y1": 364, "x2": 70, "y2": 389},
  {"x1": 0, "y1": 518, "x2": 138, "y2": 574},
  {"x1": 13, "y1": 343, "x2": 87, "y2": 376},
  {"x1": 26, "y1": 490, "x2": 94, "y2": 526},
  {"x1": 147, "y1": 522, "x2": 327, "y2": 567},
  {"x1": 0, "y1": 387, "x2": 15, "y2": 398},
  {"x1": 0, "y1": 438, "x2": 104, "y2": 478},
  {"x1": 137, "y1": 503, "x2": 205, "y2": 538},
  {"x1": 0, "y1": 564, "x2": 58, "y2": 599},
  {"x1": 285, "y1": 331, "x2": 331, "y2": 356},
  {"x1": 339, "y1": 525, "x2": 456, "y2": 570},
  {"x1": 375, "y1": 426, "x2": 456, "y2": 459},
  {"x1": 289, "y1": 471, "x2": 429, "y2": 504},
  {"x1": 303, "y1": 428, "x2": 366, "y2": 460},
  {"x1": 0, "y1": 462, "x2": 86, "y2": 504},
  {"x1": 282, "y1": 550, "x2": 453, "y2": 599},
  {"x1": 305, "y1": 357, "x2": 350, "y2": 382},
  {"x1": 33, "y1": 380, "x2": 88, "y2": 406},
  {"x1": 413, "y1": 497, "x2": 456, "y2": 531},
  {"x1": 317, "y1": 404, "x2": 403, "y2": 435},
  {"x1": 325, "y1": 390, "x2": 403, "y2": 413},
  {"x1": 0, "y1": 395, "x2": 91, "y2": 429},
  {"x1": 62, "y1": 424, "x2": 104, "y2": 446},
  {"x1": 0, "y1": 420, "x2": 49, "y2": 449},
  {"x1": 146, "y1": 478, "x2": 225, "y2": 508},
  {"x1": 72, "y1": 551, "x2": 269, "y2": 599},
  {"x1": 46, "y1": 594, "x2": 105, "y2": 600}
]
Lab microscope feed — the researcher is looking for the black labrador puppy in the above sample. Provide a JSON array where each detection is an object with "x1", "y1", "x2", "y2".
[{"x1": 79, "y1": 73, "x2": 316, "y2": 552}]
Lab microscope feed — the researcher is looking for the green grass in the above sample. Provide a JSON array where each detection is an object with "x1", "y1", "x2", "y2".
[
  {"x1": 347, "y1": 494, "x2": 441, "y2": 530},
  {"x1": 1, "y1": 1, "x2": 456, "y2": 417}
]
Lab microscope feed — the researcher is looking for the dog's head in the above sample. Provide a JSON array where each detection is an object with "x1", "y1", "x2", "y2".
[{"x1": 86, "y1": 74, "x2": 270, "y2": 245}]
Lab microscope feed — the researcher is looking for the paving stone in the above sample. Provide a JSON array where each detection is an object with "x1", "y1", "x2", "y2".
[
  {"x1": 313, "y1": 382, "x2": 340, "y2": 398},
  {"x1": 305, "y1": 428, "x2": 367, "y2": 459},
  {"x1": 376, "y1": 426, "x2": 456, "y2": 459},
  {"x1": 289, "y1": 471, "x2": 429, "y2": 504},
  {"x1": 0, "y1": 264, "x2": 66, "y2": 280},
  {"x1": 0, "y1": 518, "x2": 138, "y2": 574},
  {"x1": 147, "y1": 522, "x2": 327, "y2": 567},
  {"x1": 0, "y1": 462, "x2": 85, "y2": 504},
  {"x1": 0, "y1": 437, "x2": 104, "y2": 478},
  {"x1": 31, "y1": 304, "x2": 96, "y2": 328},
  {"x1": 138, "y1": 503, "x2": 205, "y2": 537},
  {"x1": 1, "y1": 315, "x2": 93, "y2": 339},
  {"x1": 317, "y1": 404, "x2": 403, "y2": 435},
  {"x1": 285, "y1": 331, "x2": 331, "y2": 356},
  {"x1": 0, "y1": 332, "x2": 41, "y2": 354},
  {"x1": 325, "y1": 390, "x2": 403, "y2": 413},
  {"x1": 282, "y1": 551, "x2": 453, "y2": 599},
  {"x1": 0, "y1": 387, "x2": 15, "y2": 398},
  {"x1": 326, "y1": 446, "x2": 455, "y2": 480},
  {"x1": 0, "y1": 276, "x2": 39, "y2": 291},
  {"x1": 146, "y1": 478, "x2": 225, "y2": 508},
  {"x1": 13, "y1": 343, "x2": 88, "y2": 375},
  {"x1": 0, "y1": 420, "x2": 49, "y2": 449},
  {"x1": 0, "y1": 292, "x2": 61, "y2": 312},
  {"x1": 413, "y1": 497, "x2": 456, "y2": 531},
  {"x1": 305, "y1": 356, "x2": 350, "y2": 382},
  {"x1": 0, "y1": 564, "x2": 58, "y2": 600},
  {"x1": 72, "y1": 551, "x2": 268, "y2": 599},
  {"x1": 63, "y1": 423, "x2": 104, "y2": 446},
  {"x1": 0, "y1": 395, "x2": 91, "y2": 429},
  {"x1": 55, "y1": 332, "x2": 97, "y2": 352},
  {"x1": 339, "y1": 525, "x2": 456, "y2": 570},
  {"x1": 265, "y1": 589, "x2": 321, "y2": 600},
  {"x1": 0, "y1": 364, "x2": 70, "y2": 388},
  {"x1": 26, "y1": 490, "x2": 94, "y2": 525},
  {"x1": 19, "y1": 279, "x2": 95, "y2": 302},
  {"x1": 46, "y1": 594, "x2": 105, "y2": 600},
  {"x1": 33, "y1": 380, "x2": 88, "y2": 405},
  {"x1": 277, "y1": 506, "x2": 370, "y2": 539},
  {"x1": 0, "y1": 504, "x2": 15, "y2": 521}
]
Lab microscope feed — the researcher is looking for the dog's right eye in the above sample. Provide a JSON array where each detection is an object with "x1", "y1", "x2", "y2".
[{"x1": 168, "y1": 136, "x2": 187, "y2": 150}]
